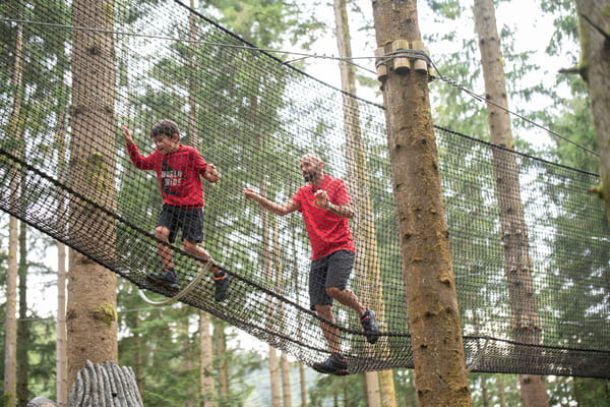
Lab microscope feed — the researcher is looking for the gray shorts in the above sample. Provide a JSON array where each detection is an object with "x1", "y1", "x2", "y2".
[{"x1": 309, "y1": 250, "x2": 355, "y2": 310}]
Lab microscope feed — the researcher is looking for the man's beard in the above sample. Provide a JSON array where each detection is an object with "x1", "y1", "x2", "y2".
[{"x1": 303, "y1": 171, "x2": 315, "y2": 183}]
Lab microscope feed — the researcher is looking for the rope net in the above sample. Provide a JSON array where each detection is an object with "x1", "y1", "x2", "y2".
[{"x1": 1, "y1": 0, "x2": 609, "y2": 377}]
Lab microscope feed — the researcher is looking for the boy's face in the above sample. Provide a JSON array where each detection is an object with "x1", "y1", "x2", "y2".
[{"x1": 153, "y1": 133, "x2": 179, "y2": 155}]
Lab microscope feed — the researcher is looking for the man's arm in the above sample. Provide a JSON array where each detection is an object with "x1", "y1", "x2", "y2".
[
  {"x1": 313, "y1": 190, "x2": 354, "y2": 218},
  {"x1": 243, "y1": 188, "x2": 298, "y2": 216}
]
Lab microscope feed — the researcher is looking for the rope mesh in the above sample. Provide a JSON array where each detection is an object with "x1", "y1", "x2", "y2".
[{"x1": 1, "y1": 0, "x2": 609, "y2": 377}]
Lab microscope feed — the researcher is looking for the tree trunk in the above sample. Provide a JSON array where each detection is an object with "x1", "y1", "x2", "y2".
[
  {"x1": 17, "y1": 221, "x2": 28, "y2": 407},
  {"x1": 269, "y1": 347, "x2": 282, "y2": 407},
  {"x1": 68, "y1": 0, "x2": 118, "y2": 387},
  {"x1": 68, "y1": 361, "x2": 143, "y2": 406},
  {"x1": 4, "y1": 9, "x2": 24, "y2": 404},
  {"x1": 214, "y1": 321, "x2": 229, "y2": 400},
  {"x1": 280, "y1": 352, "x2": 292, "y2": 407},
  {"x1": 574, "y1": 0, "x2": 610, "y2": 221},
  {"x1": 332, "y1": 0, "x2": 396, "y2": 405},
  {"x1": 473, "y1": 1, "x2": 549, "y2": 405},
  {"x1": 199, "y1": 312, "x2": 215, "y2": 407},
  {"x1": 497, "y1": 375, "x2": 507, "y2": 407},
  {"x1": 299, "y1": 362, "x2": 307, "y2": 407},
  {"x1": 481, "y1": 377, "x2": 489, "y2": 407},
  {"x1": 371, "y1": 1, "x2": 471, "y2": 406},
  {"x1": 364, "y1": 372, "x2": 381, "y2": 407},
  {"x1": 56, "y1": 106, "x2": 69, "y2": 407}
]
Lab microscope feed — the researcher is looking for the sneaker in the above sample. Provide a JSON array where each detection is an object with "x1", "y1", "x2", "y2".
[
  {"x1": 312, "y1": 353, "x2": 348, "y2": 375},
  {"x1": 214, "y1": 271, "x2": 231, "y2": 302},
  {"x1": 360, "y1": 309, "x2": 380, "y2": 344},
  {"x1": 147, "y1": 269, "x2": 180, "y2": 290}
]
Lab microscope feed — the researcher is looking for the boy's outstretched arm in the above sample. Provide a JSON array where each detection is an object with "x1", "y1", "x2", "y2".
[
  {"x1": 203, "y1": 163, "x2": 221, "y2": 183},
  {"x1": 121, "y1": 125, "x2": 156, "y2": 170},
  {"x1": 243, "y1": 187, "x2": 298, "y2": 216}
]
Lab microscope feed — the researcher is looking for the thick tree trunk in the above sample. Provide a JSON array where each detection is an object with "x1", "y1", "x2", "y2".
[
  {"x1": 68, "y1": 0, "x2": 118, "y2": 387},
  {"x1": 473, "y1": 1, "x2": 549, "y2": 406},
  {"x1": 280, "y1": 352, "x2": 293, "y2": 407},
  {"x1": 4, "y1": 11, "x2": 24, "y2": 405},
  {"x1": 575, "y1": 1, "x2": 610, "y2": 220},
  {"x1": 68, "y1": 361, "x2": 143, "y2": 406},
  {"x1": 364, "y1": 372, "x2": 381, "y2": 407},
  {"x1": 199, "y1": 312, "x2": 215, "y2": 407},
  {"x1": 333, "y1": 0, "x2": 396, "y2": 404},
  {"x1": 371, "y1": 1, "x2": 471, "y2": 406},
  {"x1": 17, "y1": 221, "x2": 28, "y2": 407},
  {"x1": 269, "y1": 347, "x2": 282, "y2": 407}
]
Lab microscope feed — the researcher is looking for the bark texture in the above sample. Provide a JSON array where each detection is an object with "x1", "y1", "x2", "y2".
[
  {"x1": 473, "y1": 1, "x2": 548, "y2": 405},
  {"x1": 371, "y1": 1, "x2": 471, "y2": 406},
  {"x1": 199, "y1": 312, "x2": 216, "y2": 407},
  {"x1": 575, "y1": 0, "x2": 610, "y2": 220},
  {"x1": 68, "y1": 0, "x2": 118, "y2": 387}
]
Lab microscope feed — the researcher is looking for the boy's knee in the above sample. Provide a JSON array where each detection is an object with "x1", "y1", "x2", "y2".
[
  {"x1": 315, "y1": 304, "x2": 332, "y2": 318},
  {"x1": 325, "y1": 287, "x2": 342, "y2": 298},
  {"x1": 183, "y1": 240, "x2": 198, "y2": 254},
  {"x1": 155, "y1": 226, "x2": 169, "y2": 241}
]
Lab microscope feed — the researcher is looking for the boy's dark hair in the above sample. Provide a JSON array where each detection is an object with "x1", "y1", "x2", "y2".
[{"x1": 151, "y1": 119, "x2": 180, "y2": 139}]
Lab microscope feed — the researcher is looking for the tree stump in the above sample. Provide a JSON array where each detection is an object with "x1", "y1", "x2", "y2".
[{"x1": 68, "y1": 361, "x2": 143, "y2": 407}]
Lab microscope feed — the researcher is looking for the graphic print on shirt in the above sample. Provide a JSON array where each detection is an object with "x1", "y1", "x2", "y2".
[{"x1": 161, "y1": 158, "x2": 184, "y2": 196}]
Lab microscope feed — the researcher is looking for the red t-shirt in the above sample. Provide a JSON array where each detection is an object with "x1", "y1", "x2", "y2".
[
  {"x1": 292, "y1": 175, "x2": 355, "y2": 260},
  {"x1": 126, "y1": 143, "x2": 207, "y2": 207}
]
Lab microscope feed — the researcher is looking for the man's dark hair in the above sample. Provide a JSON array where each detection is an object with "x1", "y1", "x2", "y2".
[{"x1": 151, "y1": 119, "x2": 180, "y2": 139}]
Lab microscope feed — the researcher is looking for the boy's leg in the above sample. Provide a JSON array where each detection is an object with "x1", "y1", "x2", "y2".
[
  {"x1": 155, "y1": 226, "x2": 175, "y2": 271},
  {"x1": 314, "y1": 304, "x2": 341, "y2": 354}
]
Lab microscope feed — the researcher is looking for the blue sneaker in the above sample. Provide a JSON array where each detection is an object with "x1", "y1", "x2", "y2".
[
  {"x1": 213, "y1": 271, "x2": 231, "y2": 302},
  {"x1": 360, "y1": 309, "x2": 380, "y2": 344},
  {"x1": 147, "y1": 269, "x2": 179, "y2": 290}
]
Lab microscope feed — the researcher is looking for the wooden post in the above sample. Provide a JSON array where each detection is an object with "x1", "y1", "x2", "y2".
[{"x1": 371, "y1": 1, "x2": 472, "y2": 406}]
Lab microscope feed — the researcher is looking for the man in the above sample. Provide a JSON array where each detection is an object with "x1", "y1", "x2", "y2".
[{"x1": 243, "y1": 153, "x2": 379, "y2": 374}]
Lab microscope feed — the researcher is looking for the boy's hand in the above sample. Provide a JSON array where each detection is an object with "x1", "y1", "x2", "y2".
[
  {"x1": 204, "y1": 163, "x2": 221, "y2": 183},
  {"x1": 314, "y1": 190, "x2": 330, "y2": 209},
  {"x1": 121, "y1": 125, "x2": 134, "y2": 145},
  {"x1": 243, "y1": 188, "x2": 260, "y2": 202}
]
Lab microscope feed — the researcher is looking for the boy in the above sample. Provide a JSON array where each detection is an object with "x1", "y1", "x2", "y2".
[{"x1": 121, "y1": 120, "x2": 230, "y2": 301}]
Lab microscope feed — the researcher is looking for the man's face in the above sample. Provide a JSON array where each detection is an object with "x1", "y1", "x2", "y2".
[
  {"x1": 300, "y1": 157, "x2": 322, "y2": 183},
  {"x1": 153, "y1": 134, "x2": 178, "y2": 155}
]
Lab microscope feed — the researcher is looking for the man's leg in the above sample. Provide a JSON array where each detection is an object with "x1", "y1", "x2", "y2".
[{"x1": 314, "y1": 304, "x2": 341, "y2": 354}]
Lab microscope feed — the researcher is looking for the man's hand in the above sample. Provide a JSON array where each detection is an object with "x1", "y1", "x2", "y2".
[
  {"x1": 204, "y1": 163, "x2": 221, "y2": 183},
  {"x1": 243, "y1": 187, "x2": 260, "y2": 202},
  {"x1": 121, "y1": 125, "x2": 134, "y2": 145},
  {"x1": 314, "y1": 190, "x2": 330, "y2": 209}
]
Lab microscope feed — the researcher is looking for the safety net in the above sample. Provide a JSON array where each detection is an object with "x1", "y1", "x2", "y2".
[{"x1": 0, "y1": 0, "x2": 609, "y2": 377}]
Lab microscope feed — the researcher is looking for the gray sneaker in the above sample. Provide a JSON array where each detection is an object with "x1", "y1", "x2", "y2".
[
  {"x1": 360, "y1": 309, "x2": 380, "y2": 344},
  {"x1": 312, "y1": 353, "x2": 349, "y2": 375},
  {"x1": 147, "y1": 269, "x2": 180, "y2": 290}
]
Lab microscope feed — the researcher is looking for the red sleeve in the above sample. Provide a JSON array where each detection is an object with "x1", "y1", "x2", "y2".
[
  {"x1": 126, "y1": 143, "x2": 158, "y2": 170},
  {"x1": 333, "y1": 179, "x2": 352, "y2": 206},
  {"x1": 191, "y1": 148, "x2": 208, "y2": 175}
]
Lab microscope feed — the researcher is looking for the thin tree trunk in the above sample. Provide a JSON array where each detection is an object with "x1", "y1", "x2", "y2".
[
  {"x1": 199, "y1": 312, "x2": 215, "y2": 407},
  {"x1": 497, "y1": 375, "x2": 507, "y2": 407},
  {"x1": 333, "y1": 0, "x2": 396, "y2": 404},
  {"x1": 56, "y1": 106, "x2": 69, "y2": 407},
  {"x1": 56, "y1": 242, "x2": 68, "y2": 407},
  {"x1": 280, "y1": 352, "x2": 292, "y2": 407},
  {"x1": 299, "y1": 362, "x2": 307, "y2": 407},
  {"x1": 17, "y1": 221, "x2": 28, "y2": 407},
  {"x1": 214, "y1": 321, "x2": 229, "y2": 400},
  {"x1": 67, "y1": 0, "x2": 118, "y2": 387},
  {"x1": 481, "y1": 376, "x2": 489, "y2": 407},
  {"x1": 364, "y1": 372, "x2": 381, "y2": 407},
  {"x1": 473, "y1": 1, "x2": 549, "y2": 405},
  {"x1": 4, "y1": 216, "x2": 18, "y2": 406},
  {"x1": 4, "y1": 9, "x2": 24, "y2": 405},
  {"x1": 371, "y1": 1, "x2": 472, "y2": 406},
  {"x1": 269, "y1": 347, "x2": 282, "y2": 407},
  {"x1": 574, "y1": 0, "x2": 610, "y2": 222}
]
